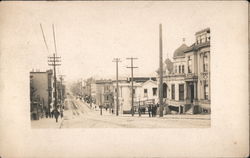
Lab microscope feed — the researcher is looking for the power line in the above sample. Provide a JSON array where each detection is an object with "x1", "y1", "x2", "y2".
[
  {"x1": 40, "y1": 23, "x2": 50, "y2": 54},
  {"x1": 48, "y1": 54, "x2": 61, "y2": 110},
  {"x1": 112, "y1": 58, "x2": 121, "y2": 116},
  {"x1": 52, "y1": 24, "x2": 58, "y2": 56},
  {"x1": 126, "y1": 57, "x2": 138, "y2": 117}
]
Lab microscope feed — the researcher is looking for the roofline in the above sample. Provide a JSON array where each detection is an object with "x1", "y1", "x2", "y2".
[
  {"x1": 30, "y1": 71, "x2": 47, "y2": 74},
  {"x1": 195, "y1": 28, "x2": 210, "y2": 35},
  {"x1": 184, "y1": 41, "x2": 210, "y2": 53}
]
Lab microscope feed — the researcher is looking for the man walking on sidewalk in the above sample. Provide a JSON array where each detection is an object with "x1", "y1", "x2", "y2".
[{"x1": 52, "y1": 108, "x2": 60, "y2": 123}]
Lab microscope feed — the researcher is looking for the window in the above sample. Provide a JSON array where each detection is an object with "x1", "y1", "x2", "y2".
[
  {"x1": 133, "y1": 89, "x2": 135, "y2": 95},
  {"x1": 144, "y1": 89, "x2": 148, "y2": 97},
  {"x1": 188, "y1": 57, "x2": 192, "y2": 73},
  {"x1": 153, "y1": 88, "x2": 157, "y2": 96},
  {"x1": 203, "y1": 54, "x2": 208, "y2": 72},
  {"x1": 197, "y1": 36, "x2": 200, "y2": 44},
  {"x1": 171, "y1": 84, "x2": 175, "y2": 100},
  {"x1": 201, "y1": 35, "x2": 206, "y2": 43},
  {"x1": 175, "y1": 66, "x2": 177, "y2": 73},
  {"x1": 179, "y1": 65, "x2": 181, "y2": 73},
  {"x1": 163, "y1": 83, "x2": 167, "y2": 98},
  {"x1": 182, "y1": 65, "x2": 184, "y2": 73},
  {"x1": 207, "y1": 33, "x2": 210, "y2": 41},
  {"x1": 179, "y1": 84, "x2": 184, "y2": 101},
  {"x1": 204, "y1": 81, "x2": 209, "y2": 100}
]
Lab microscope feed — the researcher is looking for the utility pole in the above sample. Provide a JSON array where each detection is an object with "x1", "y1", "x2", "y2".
[
  {"x1": 48, "y1": 24, "x2": 61, "y2": 110},
  {"x1": 48, "y1": 54, "x2": 61, "y2": 110},
  {"x1": 126, "y1": 57, "x2": 138, "y2": 116},
  {"x1": 40, "y1": 23, "x2": 62, "y2": 111},
  {"x1": 159, "y1": 24, "x2": 164, "y2": 117},
  {"x1": 112, "y1": 58, "x2": 121, "y2": 116}
]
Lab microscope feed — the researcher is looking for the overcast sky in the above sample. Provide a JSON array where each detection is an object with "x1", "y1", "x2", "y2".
[{"x1": 0, "y1": 2, "x2": 246, "y2": 82}]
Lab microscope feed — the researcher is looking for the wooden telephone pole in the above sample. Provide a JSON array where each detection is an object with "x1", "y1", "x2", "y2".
[
  {"x1": 113, "y1": 58, "x2": 121, "y2": 116},
  {"x1": 159, "y1": 24, "x2": 164, "y2": 117},
  {"x1": 126, "y1": 57, "x2": 138, "y2": 116},
  {"x1": 41, "y1": 23, "x2": 61, "y2": 110},
  {"x1": 48, "y1": 54, "x2": 61, "y2": 109}
]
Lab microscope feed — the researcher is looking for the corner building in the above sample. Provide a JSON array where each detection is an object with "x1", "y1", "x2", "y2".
[{"x1": 162, "y1": 28, "x2": 210, "y2": 114}]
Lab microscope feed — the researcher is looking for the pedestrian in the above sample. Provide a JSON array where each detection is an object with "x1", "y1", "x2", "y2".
[
  {"x1": 148, "y1": 105, "x2": 152, "y2": 117},
  {"x1": 52, "y1": 108, "x2": 60, "y2": 123},
  {"x1": 60, "y1": 108, "x2": 64, "y2": 118},
  {"x1": 152, "y1": 105, "x2": 156, "y2": 117}
]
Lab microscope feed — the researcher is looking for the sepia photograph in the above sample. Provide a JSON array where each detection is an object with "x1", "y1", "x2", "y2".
[
  {"x1": 30, "y1": 24, "x2": 211, "y2": 128},
  {"x1": 0, "y1": 1, "x2": 248, "y2": 157}
]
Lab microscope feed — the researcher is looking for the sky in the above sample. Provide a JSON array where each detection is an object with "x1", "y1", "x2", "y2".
[{"x1": 0, "y1": 1, "x2": 246, "y2": 83}]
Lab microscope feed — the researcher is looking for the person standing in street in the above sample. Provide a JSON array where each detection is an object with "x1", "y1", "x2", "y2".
[
  {"x1": 152, "y1": 104, "x2": 156, "y2": 117},
  {"x1": 148, "y1": 104, "x2": 152, "y2": 117}
]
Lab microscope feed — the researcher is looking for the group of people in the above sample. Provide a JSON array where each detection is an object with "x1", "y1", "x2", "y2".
[
  {"x1": 148, "y1": 104, "x2": 159, "y2": 117},
  {"x1": 44, "y1": 104, "x2": 64, "y2": 123}
]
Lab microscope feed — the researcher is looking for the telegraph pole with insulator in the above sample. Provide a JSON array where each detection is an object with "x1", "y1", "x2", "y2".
[
  {"x1": 48, "y1": 54, "x2": 61, "y2": 110},
  {"x1": 112, "y1": 58, "x2": 121, "y2": 116},
  {"x1": 159, "y1": 24, "x2": 164, "y2": 117},
  {"x1": 48, "y1": 24, "x2": 61, "y2": 110},
  {"x1": 126, "y1": 57, "x2": 138, "y2": 117}
]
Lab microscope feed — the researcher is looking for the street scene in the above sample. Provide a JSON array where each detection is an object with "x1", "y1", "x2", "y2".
[
  {"x1": 32, "y1": 93, "x2": 210, "y2": 128},
  {"x1": 29, "y1": 7, "x2": 211, "y2": 128},
  {"x1": 1, "y1": 2, "x2": 248, "y2": 158}
]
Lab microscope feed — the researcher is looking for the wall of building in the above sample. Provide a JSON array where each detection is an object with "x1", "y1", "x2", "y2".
[{"x1": 30, "y1": 72, "x2": 49, "y2": 108}]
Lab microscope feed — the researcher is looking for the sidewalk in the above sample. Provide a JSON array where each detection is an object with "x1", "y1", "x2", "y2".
[
  {"x1": 31, "y1": 117, "x2": 64, "y2": 129},
  {"x1": 94, "y1": 111, "x2": 210, "y2": 120}
]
